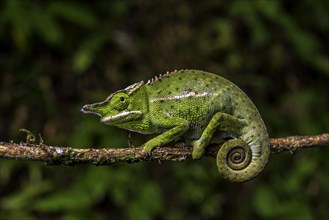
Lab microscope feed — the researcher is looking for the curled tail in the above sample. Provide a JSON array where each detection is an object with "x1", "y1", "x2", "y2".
[{"x1": 216, "y1": 123, "x2": 270, "y2": 182}]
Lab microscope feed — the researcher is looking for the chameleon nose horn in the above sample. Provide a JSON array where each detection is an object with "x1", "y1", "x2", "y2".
[
  {"x1": 81, "y1": 103, "x2": 101, "y2": 114},
  {"x1": 81, "y1": 104, "x2": 93, "y2": 113},
  {"x1": 81, "y1": 100, "x2": 107, "y2": 117}
]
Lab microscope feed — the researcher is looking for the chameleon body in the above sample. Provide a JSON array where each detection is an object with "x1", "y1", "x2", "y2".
[{"x1": 81, "y1": 70, "x2": 270, "y2": 182}]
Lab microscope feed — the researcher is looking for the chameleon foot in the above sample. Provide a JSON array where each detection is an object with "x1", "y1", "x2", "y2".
[
  {"x1": 191, "y1": 140, "x2": 205, "y2": 159},
  {"x1": 142, "y1": 143, "x2": 157, "y2": 158}
]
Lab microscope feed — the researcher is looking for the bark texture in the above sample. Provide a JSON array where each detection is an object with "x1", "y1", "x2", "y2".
[{"x1": 0, "y1": 134, "x2": 328, "y2": 165}]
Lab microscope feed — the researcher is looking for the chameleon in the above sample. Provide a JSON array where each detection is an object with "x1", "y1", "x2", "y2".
[{"x1": 81, "y1": 70, "x2": 270, "y2": 182}]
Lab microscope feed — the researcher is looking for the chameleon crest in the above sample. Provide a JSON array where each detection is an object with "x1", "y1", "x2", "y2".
[{"x1": 81, "y1": 70, "x2": 270, "y2": 182}]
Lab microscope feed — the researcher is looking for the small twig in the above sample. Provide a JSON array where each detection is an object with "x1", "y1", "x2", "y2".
[
  {"x1": 0, "y1": 134, "x2": 328, "y2": 166},
  {"x1": 269, "y1": 134, "x2": 329, "y2": 153}
]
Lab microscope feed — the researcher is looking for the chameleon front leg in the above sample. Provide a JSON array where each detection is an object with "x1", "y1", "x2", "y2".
[
  {"x1": 143, "y1": 118, "x2": 189, "y2": 156},
  {"x1": 192, "y1": 112, "x2": 247, "y2": 159}
]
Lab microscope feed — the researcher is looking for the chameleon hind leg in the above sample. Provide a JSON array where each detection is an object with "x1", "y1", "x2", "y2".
[{"x1": 191, "y1": 112, "x2": 247, "y2": 159}]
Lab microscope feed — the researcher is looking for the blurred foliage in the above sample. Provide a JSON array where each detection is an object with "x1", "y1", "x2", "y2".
[{"x1": 0, "y1": 0, "x2": 328, "y2": 219}]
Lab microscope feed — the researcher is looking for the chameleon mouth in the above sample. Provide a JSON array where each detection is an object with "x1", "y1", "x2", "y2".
[{"x1": 101, "y1": 110, "x2": 142, "y2": 123}]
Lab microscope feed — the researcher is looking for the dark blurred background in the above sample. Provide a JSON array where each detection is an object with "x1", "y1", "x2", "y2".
[{"x1": 0, "y1": 1, "x2": 328, "y2": 219}]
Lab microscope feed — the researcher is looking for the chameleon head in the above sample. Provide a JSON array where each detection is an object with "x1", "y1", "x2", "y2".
[{"x1": 81, "y1": 91, "x2": 143, "y2": 125}]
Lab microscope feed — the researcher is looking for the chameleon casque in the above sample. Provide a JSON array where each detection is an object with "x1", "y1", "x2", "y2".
[{"x1": 81, "y1": 70, "x2": 270, "y2": 182}]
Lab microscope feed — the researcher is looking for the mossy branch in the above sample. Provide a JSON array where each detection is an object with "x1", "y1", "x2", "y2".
[{"x1": 0, "y1": 134, "x2": 328, "y2": 165}]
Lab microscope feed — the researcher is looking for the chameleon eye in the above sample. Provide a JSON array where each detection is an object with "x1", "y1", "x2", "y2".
[{"x1": 111, "y1": 93, "x2": 129, "y2": 111}]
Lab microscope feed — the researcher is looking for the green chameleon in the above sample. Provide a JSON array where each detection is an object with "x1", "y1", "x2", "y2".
[{"x1": 81, "y1": 70, "x2": 270, "y2": 182}]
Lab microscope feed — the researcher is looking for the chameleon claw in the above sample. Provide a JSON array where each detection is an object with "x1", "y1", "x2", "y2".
[
  {"x1": 142, "y1": 142, "x2": 157, "y2": 158},
  {"x1": 142, "y1": 149, "x2": 152, "y2": 159},
  {"x1": 174, "y1": 142, "x2": 186, "y2": 148}
]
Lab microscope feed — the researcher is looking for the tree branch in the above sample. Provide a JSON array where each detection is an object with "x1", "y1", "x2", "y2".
[{"x1": 0, "y1": 134, "x2": 328, "y2": 165}]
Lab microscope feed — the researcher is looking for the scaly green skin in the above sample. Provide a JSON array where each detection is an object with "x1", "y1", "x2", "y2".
[{"x1": 81, "y1": 70, "x2": 270, "y2": 182}]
